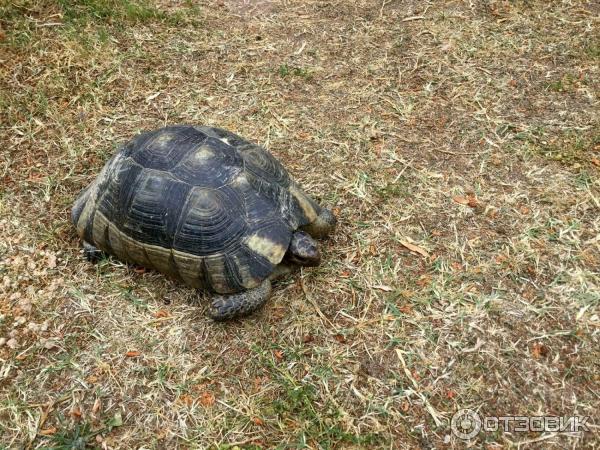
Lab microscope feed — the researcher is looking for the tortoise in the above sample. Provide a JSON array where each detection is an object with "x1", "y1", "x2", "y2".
[{"x1": 71, "y1": 125, "x2": 336, "y2": 320}]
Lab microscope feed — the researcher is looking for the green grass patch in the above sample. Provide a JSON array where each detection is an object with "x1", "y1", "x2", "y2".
[
  {"x1": 584, "y1": 41, "x2": 600, "y2": 59},
  {"x1": 57, "y1": 0, "x2": 164, "y2": 25},
  {"x1": 252, "y1": 345, "x2": 383, "y2": 448},
  {"x1": 278, "y1": 64, "x2": 314, "y2": 80},
  {"x1": 40, "y1": 412, "x2": 122, "y2": 449},
  {"x1": 1, "y1": 1, "x2": 195, "y2": 52},
  {"x1": 517, "y1": 129, "x2": 600, "y2": 168}
]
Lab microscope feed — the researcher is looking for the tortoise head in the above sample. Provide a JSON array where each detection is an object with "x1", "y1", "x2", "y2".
[{"x1": 286, "y1": 231, "x2": 321, "y2": 267}]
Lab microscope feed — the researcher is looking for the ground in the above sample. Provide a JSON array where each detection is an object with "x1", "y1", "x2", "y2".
[{"x1": 0, "y1": 0, "x2": 599, "y2": 448}]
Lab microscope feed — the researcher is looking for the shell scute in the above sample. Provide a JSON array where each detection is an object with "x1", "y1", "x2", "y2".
[
  {"x1": 170, "y1": 137, "x2": 243, "y2": 187},
  {"x1": 115, "y1": 169, "x2": 191, "y2": 249},
  {"x1": 128, "y1": 126, "x2": 208, "y2": 171},
  {"x1": 172, "y1": 186, "x2": 247, "y2": 257}
]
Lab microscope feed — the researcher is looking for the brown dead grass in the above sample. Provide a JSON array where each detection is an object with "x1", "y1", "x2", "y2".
[{"x1": 1, "y1": 0, "x2": 599, "y2": 448}]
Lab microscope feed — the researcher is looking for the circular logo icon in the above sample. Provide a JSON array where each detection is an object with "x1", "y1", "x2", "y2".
[{"x1": 451, "y1": 409, "x2": 482, "y2": 440}]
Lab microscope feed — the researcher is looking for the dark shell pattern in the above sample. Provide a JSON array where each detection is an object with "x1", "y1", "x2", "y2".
[{"x1": 72, "y1": 126, "x2": 322, "y2": 294}]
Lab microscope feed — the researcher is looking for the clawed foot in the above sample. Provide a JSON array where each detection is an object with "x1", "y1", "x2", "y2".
[{"x1": 83, "y1": 241, "x2": 105, "y2": 263}]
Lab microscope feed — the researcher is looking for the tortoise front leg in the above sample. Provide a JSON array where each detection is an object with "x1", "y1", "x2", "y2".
[
  {"x1": 301, "y1": 208, "x2": 337, "y2": 239},
  {"x1": 207, "y1": 279, "x2": 272, "y2": 321}
]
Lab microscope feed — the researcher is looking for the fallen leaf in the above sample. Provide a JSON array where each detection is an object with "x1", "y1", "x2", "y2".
[
  {"x1": 154, "y1": 310, "x2": 170, "y2": 318},
  {"x1": 467, "y1": 195, "x2": 479, "y2": 208},
  {"x1": 398, "y1": 305, "x2": 412, "y2": 314},
  {"x1": 416, "y1": 276, "x2": 431, "y2": 287},
  {"x1": 373, "y1": 284, "x2": 394, "y2": 292},
  {"x1": 273, "y1": 350, "x2": 284, "y2": 361},
  {"x1": 591, "y1": 158, "x2": 600, "y2": 167},
  {"x1": 446, "y1": 390, "x2": 456, "y2": 399},
  {"x1": 199, "y1": 391, "x2": 215, "y2": 407},
  {"x1": 253, "y1": 377, "x2": 264, "y2": 390},
  {"x1": 252, "y1": 417, "x2": 265, "y2": 426},
  {"x1": 531, "y1": 342, "x2": 548, "y2": 359},
  {"x1": 401, "y1": 401, "x2": 410, "y2": 412},
  {"x1": 92, "y1": 398, "x2": 102, "y2": 414},
  {"x1": 399, "y1": 240, "x2": 429, "y2": 258},
  {"x1": 302, "y1": 334, "x2": 314, "y2": 344},
  {"x1": 453, "y1": 195, "x2": 470, "y2": 205},
  {"x1": 125, "y1": 350, "x2": 141, "y2": 358},
  {"x1": 40, "y1": 427, "x2": 57, "y2": 435},
  {"x1": 134, "y1": 267, "x2": 147, "y2": 274},
  {"x1": 155, "y1": 427, "x2": 170, "y2": 440},
  {"x1": 70, "y1": 405, "x2": 82, "y2": 419},
  {"x1": 178, "y1": 394, "x2": 193, "y2": 406},
  {"x1": 334, "y1": 334, "x2": 346, "y2": 344}
]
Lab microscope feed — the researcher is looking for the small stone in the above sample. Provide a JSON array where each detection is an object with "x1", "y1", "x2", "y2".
[
  {"x1": 47, "y1": 253, "x2": 57, "y2": 269},
  {"x1": 12, "y1": 256, "x2": 24, "y2": 267},
  {"x1": 44, "y1": 340, "x2": 58, "y2": 350},
  {"x1": 18, "y1": 300, "x2": 32, "y2": 313},
  {"x1": 7, "y1": 338, "x2": 18, "y2": 349},
  {"x1": 0, "y1": 337, "x2": 6, "y2": 347}
]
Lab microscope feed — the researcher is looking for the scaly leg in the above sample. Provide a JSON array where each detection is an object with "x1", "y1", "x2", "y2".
[
  {"x1": 83, "y1": 241, "x2": 105, "y2": 263},
  {"x1": 207, "y1": 279, "x2": 272, "y2": 321}
]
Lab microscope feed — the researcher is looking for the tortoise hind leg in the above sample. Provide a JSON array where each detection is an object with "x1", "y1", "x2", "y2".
[
  {"x1": 83, "y1": 241, "x2": 105, "y2": 263},
  {"x1": 207, "y1": 279, "x2": 272, "y2": 321}
]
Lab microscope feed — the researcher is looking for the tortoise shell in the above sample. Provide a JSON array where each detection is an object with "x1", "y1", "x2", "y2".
[{"x1": 71, "y1": 125, "x2": 323, "y2": 294}]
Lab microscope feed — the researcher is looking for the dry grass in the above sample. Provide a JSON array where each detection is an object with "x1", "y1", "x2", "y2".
[{"x1": 1, "y1": 0, "x2": 599, "y2": 448}]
